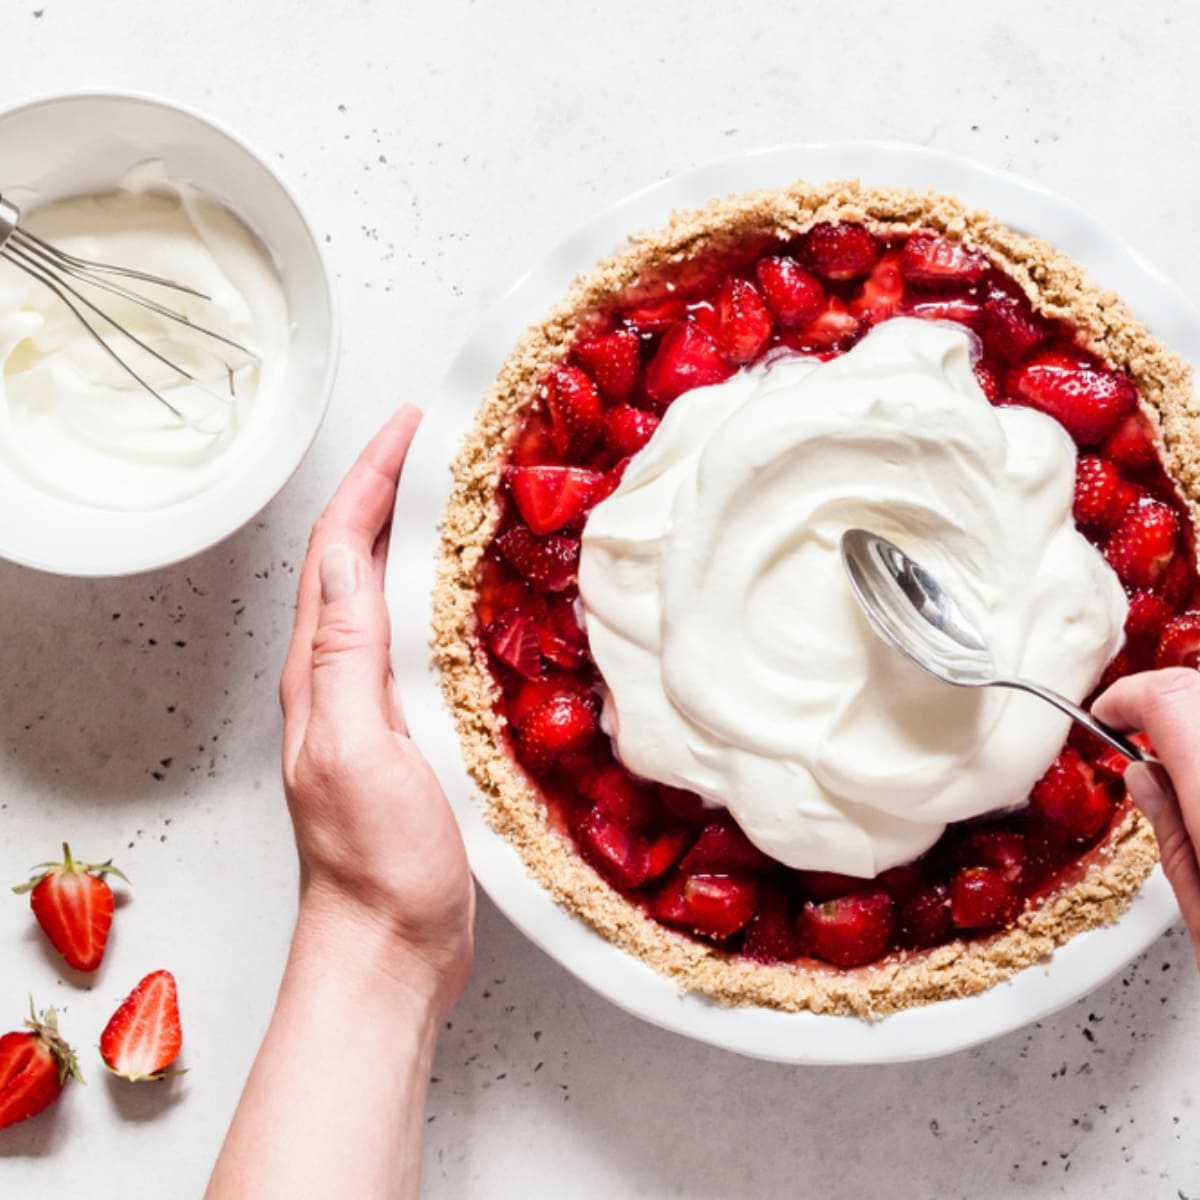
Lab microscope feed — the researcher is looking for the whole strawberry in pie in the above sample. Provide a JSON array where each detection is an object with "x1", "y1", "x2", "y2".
[{"x1": 439, "y1": 180, "x2": 1198, "y2": 1017}]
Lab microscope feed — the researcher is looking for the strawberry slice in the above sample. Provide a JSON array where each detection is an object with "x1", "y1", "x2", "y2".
[
  {"x1": 741, "y1": 887, "x2": 800, "y2": 963},
  {"x1": 754, "y1": 255, "x2": 825, "y2": 329},
  {"x1": 804, "y1": 222, "x2": 880, "y2": 281},
  {"x1": 644, "y1": 824, "x2": 695, "y2": 882},
  {"x1": 12, "y1": 844, "x2": 129, "y2": 973},
  {"x1": 574, "y1": 330, "x2": 641, "y2": 402},
  {"x1": 583, "y1": 765, "x2": 658, "y2": 834},
  {"x1": 542, "y1": 366, "x2": 602, "y2": 457},
  {"x1": 643, "y1": 322, "x2": 735, "y2": 407},
  {"x1": 604, "y1": 406, "x2": 660, "y2": 457},
  {"x1": 508, "y1": 466, "x2": 602, "y2": 535},
  {"x1": 789, "y1": 298, "x2": 861, "y2": 352},
  {"x1": 1073, "y1": 456, "x2": 1137, "y2": 533},
  {"x1": 507, "y1": 674, "x2": 595, "y2": 729},
  {"x1": 650, "y1": 873, "x2": 761, "y2": 939},
  {"x1": 1124, "y1": 590, "x2": 1174, "y2": 642},
  {"x1": 895, "y1": 884, "x2": 952, "y2": 950},
  {"x1": 1029, "y1": 748, "x2": 1113, "y2": 841},
  {"x1": 620, "y1": 295, "x2": 688, "y2": 334},
  {"x1": 716, "y1": 276, "x2": 774, "y2": 364},
  {"x1": 1102, "y1": 410, "x2": 1158, "y2": 470},
  {"x1": 495, "y1": 526, "x2": 580, "y2": 592},
  {"x1": 0, "y1": 1002, "x2": 82, "y2": 1131},
  {"x1": 849, "y1": 250, "x2": 905, "y2": 324},
  {"x1": 678, "y1": 817, "x2": 775, "y2": 875},
  {"x1": 900, "y1": 233, "x2": 988, "y2": 287},
  {"x1": 1156, "y1": 610, "x2": 1200, "y2": 669},
  {"x1": 1103, "y1": 499, "x2": 1179, "y2": 588},
  {"x1": 516, "y1": 692, "x2": 597, "y2": 774},
  {"x1": 1008, "y1": 347, "x2": 1138, "y2": 445},
  {"x1": 535, "y1": 596, "x2": 588, "y2": 668},
  {"x1": 577, "y1": 809, "x2": 651, "y2": 890},
  {"x1": 99, "y1": 971, "x2": 183, "y2": 1082},
  {"x1": 483, "y1": 608, "x2": 542, "y2": 680},
  {"x1": 978, "y1": 292, "x2": 1051, "y2": 363},
  {"x1": 949, "y1": 867, "x2": 1021, "y2": 930},
  {"x1": 797, "y1": 889, "x2": 894, "y2": 968}
]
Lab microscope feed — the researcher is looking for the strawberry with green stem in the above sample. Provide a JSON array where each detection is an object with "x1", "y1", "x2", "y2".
[{"x1": 0, "y1": 1001, "x2": 82, "y2": 1131}]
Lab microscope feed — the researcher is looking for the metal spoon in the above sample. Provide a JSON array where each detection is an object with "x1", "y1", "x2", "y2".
[{"x1": 839, "y1": 528, "x2": 1156, "y2": 764}]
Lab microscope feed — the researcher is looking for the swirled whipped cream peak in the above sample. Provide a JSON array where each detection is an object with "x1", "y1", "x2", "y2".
[{"x1": 578, "y1": 318, "x2": 1128, "y2": 878}]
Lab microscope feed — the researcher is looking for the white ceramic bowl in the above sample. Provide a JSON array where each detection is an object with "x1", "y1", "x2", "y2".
[
  {"x1": 387, "y1": 142, "x2": 1193, "y2": 1064},
  {"x1": 0, "y1": 91, "x2": 338, "y2": 576}
]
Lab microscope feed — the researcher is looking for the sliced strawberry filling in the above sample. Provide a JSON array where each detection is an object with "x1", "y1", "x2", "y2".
[{"x1": 472, "y1": 220, "x2": 1199, "y2": 970}]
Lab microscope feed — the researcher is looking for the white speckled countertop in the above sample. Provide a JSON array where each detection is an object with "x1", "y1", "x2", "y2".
[{"x1": 2, "y1": 1, "x2": 1199, "y2": 1196}]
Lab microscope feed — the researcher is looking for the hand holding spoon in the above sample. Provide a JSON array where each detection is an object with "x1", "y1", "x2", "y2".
[{"x1": 839, "y1": 528, "x2": 1156, "y2": 764}]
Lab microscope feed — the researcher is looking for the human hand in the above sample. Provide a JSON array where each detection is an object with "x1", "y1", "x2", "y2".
[
  {"x1": 279, "y1": 406, "x2": 474, "y2": 1017},
  {"x1": 1094, "y1": 668, "x2": 1200, "y2": 966}
]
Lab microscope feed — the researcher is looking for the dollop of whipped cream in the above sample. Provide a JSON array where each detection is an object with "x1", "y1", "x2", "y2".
[
  {"x1": 579, "y1": 318, "x2": 1127, "y2": 877},
  {"x1": 0, "y1": 163, "x2": 289, "y2": 510}
]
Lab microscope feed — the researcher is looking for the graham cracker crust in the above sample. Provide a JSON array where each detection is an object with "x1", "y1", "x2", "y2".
[{"x1": 432, "y1": 180, "x2": 1198, "y2": 1018}]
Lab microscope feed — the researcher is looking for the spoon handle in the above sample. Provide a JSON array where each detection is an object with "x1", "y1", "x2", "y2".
[{"x1": 994, "y1": 678, "x2": 1158, "y2": 765}]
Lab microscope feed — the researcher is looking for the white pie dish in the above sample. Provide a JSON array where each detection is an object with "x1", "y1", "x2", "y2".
[
  {"x1": 0, "y1": 90, "x2": 338, "y2": 577},
  {"x1": 385, "y1": 141, "x2": 1193, "y2": 1064}
]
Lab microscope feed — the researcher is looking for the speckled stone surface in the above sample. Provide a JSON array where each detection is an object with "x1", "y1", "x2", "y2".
[{"x1": 1, "y1": 1, "x2": 1198, "y2": 1196}]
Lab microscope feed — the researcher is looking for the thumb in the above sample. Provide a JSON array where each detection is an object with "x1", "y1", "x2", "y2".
[{"x1": 307, "y1": 543, "x2": 394, "y2": 743}]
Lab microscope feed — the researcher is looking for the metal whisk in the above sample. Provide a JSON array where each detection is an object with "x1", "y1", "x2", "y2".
[{"x1": 0, "y1": 191, "x2": 259, "y2": 435}]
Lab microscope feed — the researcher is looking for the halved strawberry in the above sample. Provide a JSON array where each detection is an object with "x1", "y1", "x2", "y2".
[
  {"x1": 1102, "y1": 410, "x2": 1158, "y2": 470},
  {"x1": 13, "y1": 844, "x2": 129, "y2": 973},
  {"x1": 1008, "y1": 347, "x2": 1138, "y2": 445},
  {"x1": 0, "y1": 1002, "x2": 82, "y2": 1131},
  {"x1": 1124, "y1": 590, "x2": 1174, "y2": 642},
  {"x1": 849, "y1": 251, "x2": 905, "y2": 324},
  {"x1": 972, "y1": 359, "x2": 1002, "y2": 403},
  {"x1": 516, "y1": 692, "x2": 597, "y2": 774},
  {"x1": 741, "y1": 887, "x2": 800, "y2": 963},
  {"x1": 790, "y1": 298, "x2": 861, "y2": 351},
  {"x1": 577, "y1": 809, "x2": 651, "y2": 890},
  {"x1": 900, "y1": 233, "x2": 988, "y2": 287},
  {"x1": 895, "y1": 884, "x2": 953, "y2": 950},
  {"x1": 650, "y1": 873, "x2": 760, "y2": 939},
  {"x1": 583, "y1": 765, "x2": 658, "y2": 833},
  {"x1": 535, "y1": 596, "x2": 588, "y2": 668},
  {"x1": 495, "y1": 527, "x2": 580, "y2": 592},
  {"x1": 644, "y1": 824, "x2": 695, "y2": 882},
  {"x1": 797, "y1": 890, "x2": 894, "y2": 968},
  {"x1": 949, "y1": 867, "x2": 1021, "y2": 930},
  {"x1": 754, "y1": 255, "x2": 824, "y2": 329},
  {"x1": 574, "y1": 330, "x2": 641, "y2": 402},
  {"x1": 905, "y1": 297, "x2": 985, "y2": 326},
  {"x1": 1094, "y1": 733, "x2": 1154, "y2": 780},
  {"x1": 643, "y1": 322, "x2": 735, "y2": 407},
  {"x1": 796, "y1": 869, "x2": 862, "y2": 902},
  {"x1": 1158, "y1": 550, "x2": 1196, "y2": 609},
  {"x1": 99, "y1": 971, "x2": 183, "y2": 1082},
  {"x1": 509, "y1": 413, "x2": 561, "y2": 467},
  {"x1": 542, "y1": 366, "x2": 602, "y2": 457},
  {"x1": 1156, "y1": 610, "x2": 1200, "y2": 669},
  {"x1": 875, "y1": 863, "x2": 922, "y2": 903},
  {"x1": 716, "y1": 276, "x2": 773, "y2": 364},
  {"x1": 620, "y1": 295, "x2": 688, "y2": 334},
  {"x1": 678, "y1": 818, "x2": 775, "y2": 875},
  {"x1": 1097, "y1": 647, "x2": 1132, "y2": 693},
  {"x1": 1029, "y1": 748, "x2": 1113, "y2": 841},
  {"x1": 1073, "y1": 456, "x2": 1137, "y2": 533},
  {"x1": 1104, "y1": 499, "x2": 1179, "y2": 588},
  {"x1": 507, "y1": 674, "x2": 595, "y2": 729},
  {"x1": 483, "y1": 608, "x2": 542, "y2": 680},
  {"x1": 966, "y1": 829, "x2": 1025, "y2": 883},
  {"x1": 804, "y1": 222, "x2": 880, "y2": 281},
  {"x1": 978, "y1": 293, "x2": 1051, "y2": 363},
  {"x1": 656, "y1": 784, "x2": 710, "y2": 825},
  {"x1": 508, "y1": 466, "x2": 601, "y2": 535},
  {"x1": 604, "y1": 406, "x2": 660, "y2": 457}
]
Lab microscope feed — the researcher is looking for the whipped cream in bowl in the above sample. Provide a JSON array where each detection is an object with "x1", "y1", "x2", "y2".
[
  {"x1": 0, "y1": 91, "x2": 337, "y2": 576},
  {"x1": 579, "y1": 318, "x2": 1128, "y2": 878}
]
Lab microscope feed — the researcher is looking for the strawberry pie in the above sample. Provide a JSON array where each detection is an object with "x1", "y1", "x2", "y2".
[{"x1": 434, "y1": 181, "x2": 1200, "y2": 1016}]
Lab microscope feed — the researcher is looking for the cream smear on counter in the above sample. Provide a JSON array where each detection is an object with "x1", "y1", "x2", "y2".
[{"x1": 0, "y1": 164, "x2": 289, "y2": 510}]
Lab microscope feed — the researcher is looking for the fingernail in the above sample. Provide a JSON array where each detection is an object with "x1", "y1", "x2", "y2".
[
  {"x1": 1125, "y1": 762, "x2": 1172, "y2": 819},
  {"x1": 320, "y1": 544, "x2": 358, "y2": 603}
]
